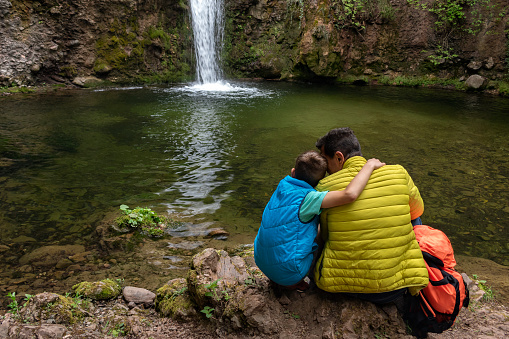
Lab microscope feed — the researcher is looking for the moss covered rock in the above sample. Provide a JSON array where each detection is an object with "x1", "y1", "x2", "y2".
[
  {"x1": 72, "y1": 279, "x2": 122, "y2": 300},
  {"x1": 20, "y1": 292, "x2": 93, "y2": 325},
  {"x1": 155, "y1": 278, "x2": 197, "y2": 320}
]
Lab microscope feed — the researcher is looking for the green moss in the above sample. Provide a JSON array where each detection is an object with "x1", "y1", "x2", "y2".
[
  {"x1": 495, "y1": 81, "x2": 509, "y2": 96},
  {"x1": 42, "y1": 294, "x2": 92, "y2": 324},
  {"x1": 156, "y1": 279, "x2": 196, "y2": 319},
  {"x1": 72, "y1": 279, "x2": 122, "y2": 300}
]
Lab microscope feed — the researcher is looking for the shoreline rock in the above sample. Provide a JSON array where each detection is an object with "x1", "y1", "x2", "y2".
[{"x1": 1, "y1": 248, "x2": 508, "y2": 339}]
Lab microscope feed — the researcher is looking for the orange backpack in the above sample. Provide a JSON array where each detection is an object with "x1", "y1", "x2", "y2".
[{"x1": 404, "y1": 225, "x2": 470, "y2": 338}]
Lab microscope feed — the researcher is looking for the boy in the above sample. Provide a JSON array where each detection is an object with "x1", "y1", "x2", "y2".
[{"x1": 254, "y1": 150, "x2": 385, "y2": 291}]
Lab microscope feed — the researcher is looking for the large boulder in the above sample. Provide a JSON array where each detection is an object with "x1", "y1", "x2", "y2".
[
  {"x1": 465, "y1": 75, "x2": 488, "y2": 90},
  {"x1": 178, "y1": 248, "x2": 409, "y2": 337}
]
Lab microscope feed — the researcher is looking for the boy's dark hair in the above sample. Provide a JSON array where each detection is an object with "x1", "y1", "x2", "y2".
[
  {"x1": 294, "y1": 151, "x2": 327, "y2": 187},
  {"x1": 315, "y1": 127, "x2": 362, "y2": 160}
]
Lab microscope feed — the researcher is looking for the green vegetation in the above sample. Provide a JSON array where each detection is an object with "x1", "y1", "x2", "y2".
[
  {"x1": 407, "y1": 0, "x2": 508, "y2": 67},
  {"x1": 200, "y1": 305, "x2": 215, "y2": 319},
  {"x1": 0, "y1": 86, "x2": 35, "y2": 94},
  {"x1": 7, "y1": 292, "x2": 32, "y2": 319},
  {"x1": 108, "y1": 322, "x2": 128, "y2": 337},
  {"x1": 116, "y1": 204, "x2": 177, "y2": 238},
  {"x1": 286, "y1": 0, "x2": 306, "y2": 27},
  {"x1": 331, "y1": 0, "x2": 396, "y2": 31},
  {"x1": 72, "y1": 279, "x2": 122, "y2": 300},
  {"x1": 377, "y1": 75, "x2": 466, "y2": 89},
  {"x1": 472, "y1": 274, "x2": 495, "y2": 302},
  {"x1": 424, "y1": 45, "x2": 458, "y2": 66}
]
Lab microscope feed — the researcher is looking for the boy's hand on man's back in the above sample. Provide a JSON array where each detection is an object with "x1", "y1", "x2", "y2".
[{"x1": 366, "y1": 158, "x2": 385, "y2": 170}]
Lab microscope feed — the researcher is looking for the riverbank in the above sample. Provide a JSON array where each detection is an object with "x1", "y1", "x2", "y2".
[
  {"x1": 0, "y1": 247, "x2": 508, "y2": 339},
  {"x1": 1, "y1": 74, "x2": 509, "y2": 98}
]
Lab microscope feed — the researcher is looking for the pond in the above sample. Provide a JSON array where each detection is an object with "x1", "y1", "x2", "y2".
[{"x1": 1, "y1": 81, "x2": 508, "y2": 269}]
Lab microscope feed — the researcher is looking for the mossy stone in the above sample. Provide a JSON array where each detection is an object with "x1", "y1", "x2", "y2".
[
  {"x1": 155, "y1": 278, "x2": 197, "y2": 320},
  {"x1": 72, "y1": 278, "x2": 122, "y2": 300}
]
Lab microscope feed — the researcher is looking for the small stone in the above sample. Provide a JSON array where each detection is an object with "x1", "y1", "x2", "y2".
[
  {"x1": 467, "y1": 61, "x2": 482, "y2": 70},
  {"x1": 123, "y1": 286, "x2": 156, "y2": 307},
  {"x1": 485, "y1": 57, "x2": 494, "y2": 70}
]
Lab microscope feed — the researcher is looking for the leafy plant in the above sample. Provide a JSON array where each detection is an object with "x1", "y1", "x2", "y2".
[
  {"x1": 424, "y1": 44, "x2": 458, "y2": 66},
  {"x1": 109, "y1": 322, "x2": 127, "y2": 337},
  {"x1": 7, "y1": 292, "x2": 20, "y2": 317},
  {"x1": 472, "y1": 274, "x2": 495, "y2": 301},
  {"x1": 283, "y1": 309, "x2": 300, "y2": 319},
  {"x1": 204, "y1": 279, "x2": 221, "y2": 299},
  {"x1": 201, "y1": 305, "x2": 215, "y2": 319},
  {"x1": 116, "y1": 205, "x2": 168, "y2": 238},
  {"x1": 170, "y1": 286, "x2": 188, "y2": 301},
  {"x1": 7, "y1": 292, "x2": 32, "y2": 319}
]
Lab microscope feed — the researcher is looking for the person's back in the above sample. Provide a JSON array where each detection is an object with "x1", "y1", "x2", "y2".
[
  {"x1": 255, "y1": 150, "x2": 385, "y2": 290},
  {"x1": 313, "y1": 128, "x2": 428, "y2": 300},
  {"x1": 255, "y1": 151, "x2": 327, "y2": 288}
]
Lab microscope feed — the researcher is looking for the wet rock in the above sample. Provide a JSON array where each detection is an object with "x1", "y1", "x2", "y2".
[
  {"x1": 68, "y1": 251, "x2": 91, "y2": 263},
  {"x1": 72, "y1": 279, "x2": 121, "y2": 300},
  {"x1": 123, "y1": 286, "x2": 156, "y2": 308},
  {"x1": 55, "y1": 259, "x2": 73, "y2": 270},
  {"x1": 465, "y1": 75, "x2": 487, "y2": 90},
  {"x1": 11, "y1": 235, "x2": 37, "y2": 244},
  {"x1": 19, "y1": 245, "x2": 86, "y2": 268},
  {"x1": 206, "y1": 228, "x2": 229, "y2": 240},
  {"x1": 72, "y1": 76, "x2": 103, "y2": 87}
]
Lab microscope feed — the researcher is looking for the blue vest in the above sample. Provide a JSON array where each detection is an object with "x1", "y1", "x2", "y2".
[{"x1": 254, "y1": 176, "x2": 319, "y2": 286}]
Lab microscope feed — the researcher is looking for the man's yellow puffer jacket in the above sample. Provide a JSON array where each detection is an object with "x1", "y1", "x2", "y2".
[{"x1": 314, "y1": 156, "x2": 428, "y2": 296}]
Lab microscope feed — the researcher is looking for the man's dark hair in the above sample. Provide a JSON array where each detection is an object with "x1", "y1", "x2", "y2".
[
  {"x1": 294, "y1": 151, "x2": 327, "y2": 187},
  {"x1": 315, "y1": 127, "x2": 362, "y2": 160}
]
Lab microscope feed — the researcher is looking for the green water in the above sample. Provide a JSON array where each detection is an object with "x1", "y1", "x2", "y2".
[{"x1": 1, "y1": 82, "x2": 508, "y2": 265}]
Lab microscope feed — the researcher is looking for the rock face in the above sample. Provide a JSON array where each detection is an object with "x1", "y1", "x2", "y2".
[
  {"x1": 0, "y1": 0, "x2": 192, "y2": 87},
  {"x1": 1, "y1": 0, "x2": 508, "y2": 87},
  {"x1": 223, "y1": 0, "x2": 509, "y2": 83},
  {"x1": 157, "y1": 248, "x2": 410, "y2": 337}
]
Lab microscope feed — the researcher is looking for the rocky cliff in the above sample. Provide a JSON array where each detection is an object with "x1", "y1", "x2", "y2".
[
  {"x1": 1, "y1": 0, "x2": 508, "y2": 89},
  {"x1": 224, "y1": 0, "x2": 509, "y2": 84},
  {"x1": 0, "y1": 0, "x2": 192, "y2": 87}
]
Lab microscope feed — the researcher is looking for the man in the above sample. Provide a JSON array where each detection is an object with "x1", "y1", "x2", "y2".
[{"x1": 313, "y1": 127, "x2": 428, "y2": 304}]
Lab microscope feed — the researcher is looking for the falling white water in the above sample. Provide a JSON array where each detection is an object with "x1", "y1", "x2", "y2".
[{"x1": 189, "y1": 0, "x2": 224, "y2": 85}]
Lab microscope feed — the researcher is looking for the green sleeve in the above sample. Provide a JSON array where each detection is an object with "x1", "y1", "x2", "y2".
[{"x1": 299, "y1": 190, "x2": 328, "y2": 223}]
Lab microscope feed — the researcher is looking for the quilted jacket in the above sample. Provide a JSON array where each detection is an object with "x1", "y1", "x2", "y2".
[
  {"x1": 313, "y1": 156, "x2": 428, "y2": 295},
  {"x1": 254, "y1": 176, "x2": 319, "y2": 286}
]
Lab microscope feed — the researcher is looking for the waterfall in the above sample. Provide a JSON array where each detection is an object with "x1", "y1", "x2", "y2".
[{"x1": 189, "y1": 0, "x2": 224, "y2": 84}]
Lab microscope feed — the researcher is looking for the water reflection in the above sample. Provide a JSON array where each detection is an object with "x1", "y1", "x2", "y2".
[
  {"x1": 156, "y1": 83, "x2": 275, "y2": 217},
  {"x1": 0, "y1": 83, "x2": 508, "y2": 267}
]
